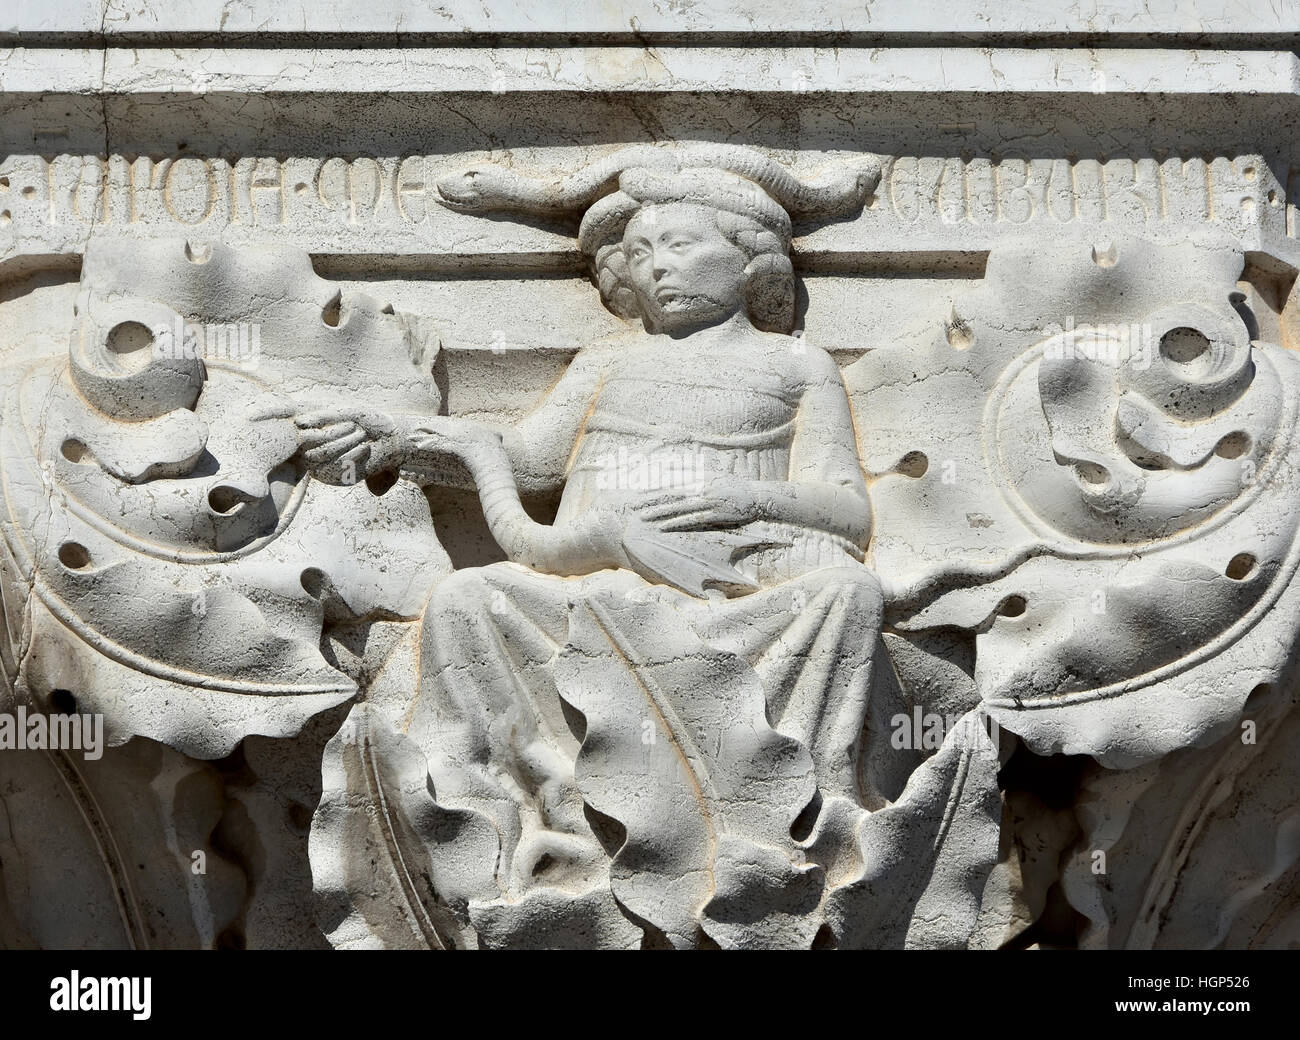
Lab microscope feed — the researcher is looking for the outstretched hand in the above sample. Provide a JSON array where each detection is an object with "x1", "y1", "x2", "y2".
[
  {"x1": 252, "y1": 405, "x2": 403, "y2": 485},
  {"x1": 411, "y1": 416, "x2": 505, "y2": 459}
]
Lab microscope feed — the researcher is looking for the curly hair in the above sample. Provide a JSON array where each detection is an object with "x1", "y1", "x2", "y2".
[{"x1": 576, "y1": 167, "x2": 798, "y2": 333}]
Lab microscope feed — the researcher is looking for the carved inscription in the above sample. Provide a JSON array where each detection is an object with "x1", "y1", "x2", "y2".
[{"x1": 0, "y1": 154, "x2": 1279, "y2": 236}]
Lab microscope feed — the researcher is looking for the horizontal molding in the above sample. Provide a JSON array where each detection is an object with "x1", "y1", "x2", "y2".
[
  {"x1": 5, "y1": 0, "x2": 1299, "y2": 42},
  {"x1": 9, "y1": 33, "x2": 1300, "y2": 51},
  {"x1": 1, "y1": 47, "x2": 1297, "y2": 96}
]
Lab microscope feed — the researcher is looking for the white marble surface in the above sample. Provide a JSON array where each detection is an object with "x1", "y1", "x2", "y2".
[
  {"x1": 0, "y1": 1, "x2": 1297, "y2": 951},
  {"x1": 6, "y1": 0, "x2": 1298, "y2": 37}
]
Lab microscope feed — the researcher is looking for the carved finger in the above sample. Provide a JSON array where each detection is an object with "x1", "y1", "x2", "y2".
[
  {"x1": 248, "y1": 403, "x2": 297, "y2": 421},
  {"x1": 297, "y1": 422, "x2": 355, "y2": 448},
  {"x1": 338, "y1": 442, "x2": 370, "y2": 471},
  {"x1": 302, "y1": 429, "x2": 367, "y2": 464},
  {"x1": 295, "y1": 408, "x2": 355, "y2": 429},
  {"x1": 630, "y1": 495, "x2": 681, "y2": 516},
  {"x1": 636, "y1": 495, "x2": 719, "y2": 521},
  {"x1": 657, "y1": 510, "x2": 743, "y2": 532}
]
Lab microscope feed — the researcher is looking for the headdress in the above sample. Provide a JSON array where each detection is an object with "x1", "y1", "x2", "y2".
[{"x1": 437, "y1": 144, "x2": 880, "y2": 329}]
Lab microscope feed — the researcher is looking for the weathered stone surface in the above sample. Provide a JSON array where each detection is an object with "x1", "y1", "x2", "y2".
[{"x1": 0, "y1": 1, "x2": 1297, "y2": 951}]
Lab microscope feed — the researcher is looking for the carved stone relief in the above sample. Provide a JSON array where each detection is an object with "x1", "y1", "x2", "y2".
[{"x1": 2, "y1": 4, "x2": 1299, "y2": 954}]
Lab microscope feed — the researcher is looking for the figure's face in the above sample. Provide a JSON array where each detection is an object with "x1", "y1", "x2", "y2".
[{"x1": 622, "y1": 204, "x2": 750, "y2": 335}]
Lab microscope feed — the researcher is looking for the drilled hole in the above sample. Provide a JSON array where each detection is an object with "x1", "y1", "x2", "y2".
[
  {"x1": 1215, "y1": 431, "x2": 1251, "y2": 459},
  {"x1": 946, "y1": 319, "x2": 975, "y2": 350},
  {"x1": 105, "y1": 320, "x2": 155, "y2": 375},
  {"x1": 50, "y1": 689, "x2": 77, "y2": 715},
  {"x1": 60, "y1": 438, "x2": 90, "y2": 462},
  {"x1": 1160, "y1": 326, "x2": 1210, "y2": 366},
  {"x1": 1091, "y1": 241, "x2": 1118, "y2": 267},
  {"x1": 58, "y1": 542, "x2": 91, "y2": 569},
  {"x1": 896, "y1": 451, "x2": 929, "y2": 478},
  {"x1": 365, "y1": 469, "x2": 398, "y2": 496},
  {"x1": 999, "y1": 595, "x2": 1027, "y2": 618},
  {"x1": 207, "y1": 486, "x2": 247, "y2": 514},
  {"x1": 106, "y1": 320, "x2": 153, "y2": 356},
  {"x1": 321, "y1": 291, "x2": 342, "y2": 328},
  {"x1": 1225, "y1": 553, "x2": 1257, "y2": 580},
  {"x1": 1075, "y1": 461, "x2": 1110, "y2": 486},
  {"x1": 184, "y1": 240, "x2": 212, "y2": 264},
  {"x1": 300, "y1": 567, "x2": 326, "y2": 598}
]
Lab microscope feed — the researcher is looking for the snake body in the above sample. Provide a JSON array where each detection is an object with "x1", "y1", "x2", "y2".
[{"x1": 436, "y1": 144, "x2": 881, "y2": 220}]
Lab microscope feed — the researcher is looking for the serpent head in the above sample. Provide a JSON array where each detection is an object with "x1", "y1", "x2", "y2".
[{"x1": 436, "y1": 165, "x2": 524, "y2": 211}]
